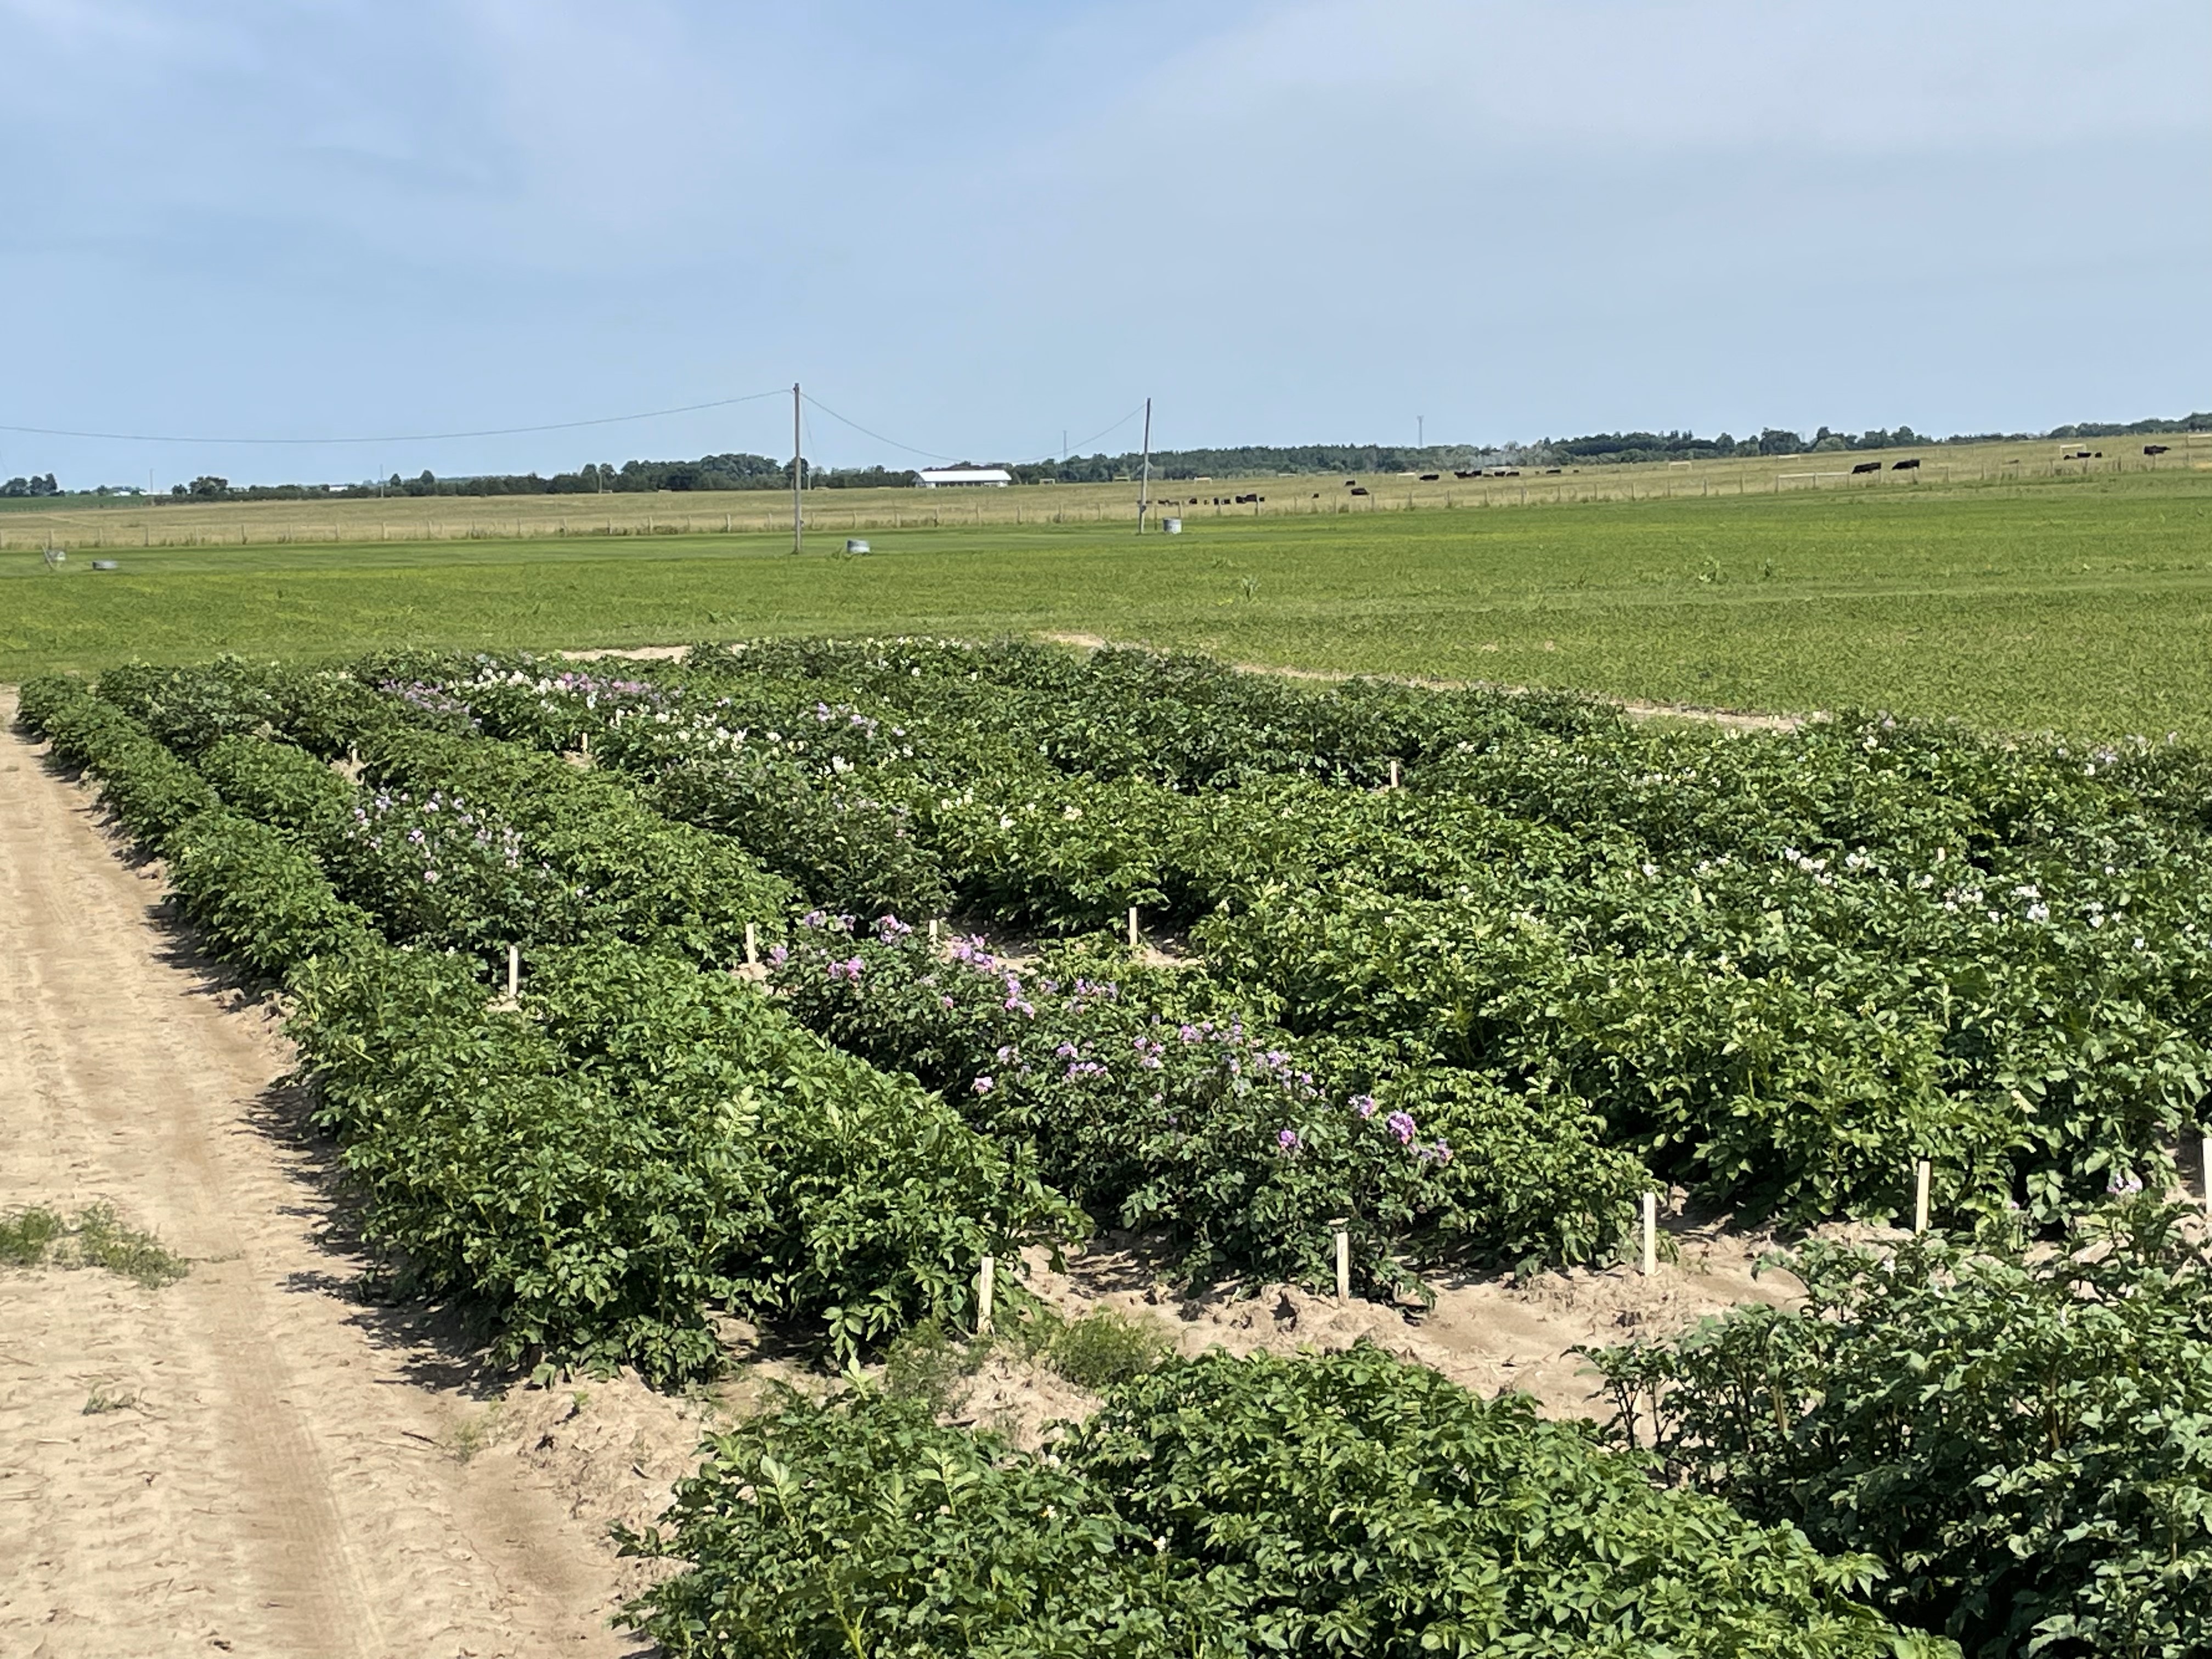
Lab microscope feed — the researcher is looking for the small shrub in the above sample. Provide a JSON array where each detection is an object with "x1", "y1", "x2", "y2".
[
  {"x1": 0, "y1": 1206, "x2": 65, "y2": 1267},
  {"x1": 67, "y1": 1205, "x2": 192, "y2": 1289},
  {"x1": 882, "y1": 1318, "x2": 973, "y2": 1412},
  {"x1": 1, "y1": 1204, "x2": 188, "y2": 1287},
  {"x1": 1047, "y1": 1308, "x2": 1173, "y2": 1391}
]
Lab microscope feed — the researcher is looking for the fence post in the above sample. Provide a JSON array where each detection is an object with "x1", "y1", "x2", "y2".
[
  {"x1": 976, "y1": 1254, "x2": 995, "y2": 1335},
  {"x1": 1914, "y1": 1159, "x2": 1932, "y2": 1233},
  {"x1": 1640, "y1": 1192, "x2": 1657, "y2": 1276}
]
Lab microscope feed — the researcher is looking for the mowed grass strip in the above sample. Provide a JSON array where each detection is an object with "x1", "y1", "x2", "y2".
[{"x1": 6, "y1": 472, "x2": 2210, "y2": 740}]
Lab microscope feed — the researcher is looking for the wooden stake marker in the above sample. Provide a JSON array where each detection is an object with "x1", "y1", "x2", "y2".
[
  {"x1": 1331, "y1": 1220, "x2": 1351, "y2": 1301},
  {"x1": 1640, "y1": 1192, "x2": 1657, "y2": 1277},
  {"x1": 976, "y1": 1254, "x2": 996, "y2": 1335},
  {"x1": 744, "y1": 922, "x2": 759, "y2": 967},
  {"x1": 2202, "y1": 1135, "x2": 2211, "y2": 1218},
  {"x1": 1128, "y1": 905, "x2": 1141, "y2": 950},
  {"x1": 506, "y1": 944, "x2": 520, "y2": 1000},
  {"x1": 1914, "y1": 1159, "x2": 1932, "y2": 1234},
  {"x1": 1388, "y1": 759, "x2": 1401, "y2": 790}
]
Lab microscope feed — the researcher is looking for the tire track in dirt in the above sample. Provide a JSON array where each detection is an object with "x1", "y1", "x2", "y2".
[{"x1": 0, "y1": 690, "x2": 645, "y2": 1659}]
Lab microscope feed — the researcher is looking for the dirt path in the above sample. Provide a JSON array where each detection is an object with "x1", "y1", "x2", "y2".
[{"x1": 0, "y1": 692, "x2": 646, "y2": 1659}]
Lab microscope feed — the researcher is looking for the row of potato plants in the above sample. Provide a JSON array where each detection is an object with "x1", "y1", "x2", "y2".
[
  {"x1": 83, "y1": 655, "x2": 1650, "y2": 1288},
  {"x1": 619, "y1": 1342, "x2": 1949, "y2": 1659},
  {"x1": 18, "y1": 675, "x2": 1076, "y2": 1381},
  {"x1": 770, "y1": 916, "x2": 1643, "y2": 1290},
  {"x1": 400, "y1": 643, "x2": 2212, "y2": 1232}
]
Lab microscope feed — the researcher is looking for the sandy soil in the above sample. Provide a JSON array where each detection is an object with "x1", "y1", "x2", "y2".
[
  {"x1": 0, "y1": 691, "x2": 657, "y2": 1659},
  {"x1": 1019, "y1": 1213, "x2": 1800, "y2": 1423}
]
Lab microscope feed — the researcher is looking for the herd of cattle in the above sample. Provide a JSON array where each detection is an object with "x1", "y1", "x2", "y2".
[{"x1": 1173, "y1": 443, "x2": 2182, "y2": 509}]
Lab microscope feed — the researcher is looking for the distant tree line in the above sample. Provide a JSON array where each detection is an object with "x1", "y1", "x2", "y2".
[
  {"x1": 12, "y1": 411, "x2": 2211, "y2": 500},
  {"x1": 150, "y1": 454, "x2": 923, "y2": 504}
]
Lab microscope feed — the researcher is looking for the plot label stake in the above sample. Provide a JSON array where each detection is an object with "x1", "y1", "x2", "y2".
[
  {"x1": 506, "y1": 945, "x2": 520, "y2": 1000},
  {"x1": 1128, "y1": 905, "x2": 1140, "y2": 950},
  {"x1": 1332, "y1": 1221, "x2": 1351, "y2": 1301},
  {"x1": 1914, "y1": 1159, "x2": 1932, "y2": 1233},
  {"x1": 976, "y1": 1254, "x2": 995, "y2": 1335},
  {"x1": 744, "y1": 922, "x2": 758, "y2": 967},
  {"x1": 1640, "y1": 1192, "x2": 1657, "y2": 1277}
]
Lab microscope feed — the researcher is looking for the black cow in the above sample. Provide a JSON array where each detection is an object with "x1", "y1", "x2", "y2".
[
  {"x1": 1419, "y1": 472, "x2": 1440, "y2": 482},
  {"x1": 1851, "y1": 461, "x2": 1881, "y2": 475},
  {"x1": 2146, "y1": 444, "x2": 2171, "y2": 456},
  {"x1": 1892, "y1": 458, "x2": 1921, "y2": 471},
  {"x1": 1349, "y1": 486, "x2": 1370, "y2": 496},
  {"x1": 1454, "y1": 469, "x2": 1480, "y2": 479}
]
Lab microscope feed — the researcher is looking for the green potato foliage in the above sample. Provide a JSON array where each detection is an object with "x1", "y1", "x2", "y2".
[
  {"x1": 371, "y1": 642, "x2": 2212, "y2": 1235},
  {"x1": 1587, "y1": 1200, "x2": 2212, "y2": 1659},
  {"x1": 165, "y1": 808, "x2": 381, "y2": 977},
  {"x1": 621, "y1": 1344, "x2": 1951, "y2": 1659},
  {"x1": 19, "y1": 675, "x2": 221, "y2": 847},
  {"x1": 285, "y1": 937, "x2": 1081, "y2": 1381},
  {"x1": 349, "y1": 727, "x2": 798, "y2": 964},
  {"x1": 772, "y1": 917, "x2": 1640, "y2": 1285}
]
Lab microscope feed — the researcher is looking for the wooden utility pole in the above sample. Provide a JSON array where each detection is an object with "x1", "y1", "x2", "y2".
[
  {"x1": 792, "y1": 383, "x2": 803, "y2": 555},
  {"x1": 1136, "y1": 397, "x2": 1152, "y2": 533}
]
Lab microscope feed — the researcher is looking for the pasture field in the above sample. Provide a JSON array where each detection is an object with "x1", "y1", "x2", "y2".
[{"x1": 8, "y1": 465, "x2": 2212, "y2": 741}]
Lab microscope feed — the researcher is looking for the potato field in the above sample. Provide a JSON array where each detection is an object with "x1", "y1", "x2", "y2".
[{"x1": 21, "y1": 637, "x2": 2212, "y2": 1657}]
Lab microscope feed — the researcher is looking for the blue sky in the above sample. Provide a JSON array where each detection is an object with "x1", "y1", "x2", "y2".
[{"x1": 4, "y1": 0, "x2": 2207, "y2": 487}]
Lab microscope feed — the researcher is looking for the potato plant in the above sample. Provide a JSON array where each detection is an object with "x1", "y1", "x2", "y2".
[
  {"x1": 620, "y1": 1345, "x2": 1952, "y2": 1658},
  {"x1": 1588, "y1": 1200, "x2": 2212, "y2": 1658}
]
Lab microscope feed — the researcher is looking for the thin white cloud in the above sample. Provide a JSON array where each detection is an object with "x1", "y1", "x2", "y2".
[{"x1": 1110, "y1": 0, "x2": 2211, "y2": 156}]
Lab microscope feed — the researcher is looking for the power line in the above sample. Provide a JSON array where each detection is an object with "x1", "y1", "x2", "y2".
[
  {"x1": 0, "y1": 388, "x2": 789, "y2": 447},
  {"x1": 800, "y1": 392, "x2": 1150, "y2": 468},
  {"x1": 800, "y1": 393, "x2": 962, "y2": 464},
  {"x1": 1065, "y1": 403, "x2": 1146, "y2": 456}
]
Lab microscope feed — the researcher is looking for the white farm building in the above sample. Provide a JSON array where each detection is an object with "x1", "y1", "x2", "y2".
[{"x1": 915, "y1": 467, "x2": 1014, "y2": 488}]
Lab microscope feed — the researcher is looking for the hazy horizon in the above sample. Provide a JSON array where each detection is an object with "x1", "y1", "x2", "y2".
[{"x1": 5, "y1": 0, "x2": 2207, "y2": 489}]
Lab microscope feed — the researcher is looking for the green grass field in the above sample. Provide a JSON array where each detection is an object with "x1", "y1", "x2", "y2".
[{"x1": 8, "y1": 470, "x2": 2211, "y2": 740}]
